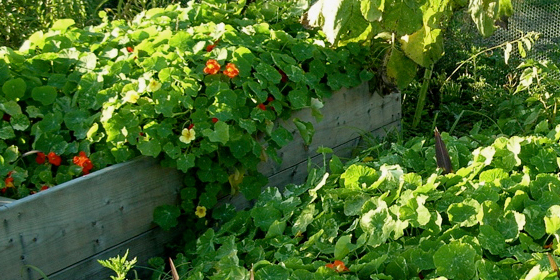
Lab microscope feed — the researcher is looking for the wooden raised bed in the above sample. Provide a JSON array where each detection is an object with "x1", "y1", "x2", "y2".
[
  {"x1": 0, "y1": 82, "x2": 400, "y2": 279},
  {"x1": 0, "y1": 157, "x2": 183, "y2": 280}
]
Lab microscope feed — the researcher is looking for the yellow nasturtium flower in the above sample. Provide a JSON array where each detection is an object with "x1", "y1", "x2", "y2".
[
  {"x1": 123, "y1": 90, "x2": 140, "y2": 103},
  {"x1": 147, "y1": 79, "x2": 162, "y2": 92},
  {"x1": 179, "y1": 128, "x2": 196, "y2": 144},
  {"x1": 195, "y1": 206, "x2": 206, "y2": 218}
]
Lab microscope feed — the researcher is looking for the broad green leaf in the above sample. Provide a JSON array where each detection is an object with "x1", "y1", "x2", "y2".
[
  {"x1": 251, "y1": 203, "x2": 281, "y2": 231},
  {"x1": 137, "y1": 139, "x2": 161, "y2": 157},
  {"x1": 292, "y1": 203, "x2": 315, "y2": 235},
  {"x1": 284, "y1": 65, "x2": 305, "y2": 83},
  {"x1": 293, "y1": 118, "x2": 314, "y2": 146},
  {"x1": 10, "y1": 113, "x2": 30, "y2": 131},
  {"x1": 0, "y1": 101, "x2": 22, "y2": 117},
  {"x1": 447, "y1": 198, "x2": 481, "y2": 227},
  {"x1": 240, "y1": 174, "x2": 267, "y2": 201},
  {"x1": 154, "y1": 91, "x2": 180, "y2": 117},
  {"x1": 433, "y1": 241, "x2": 477, "y2": 280},
  {"x1": 469, "y1": 0, "x2": 499, "y2": 37},
  {"x1": 228, "y1": 134, "x2": 252, "y2": 159},
  {"x1": 344, "y1": 193, "x2": 369, "y2": 216},
  {"x1": 254, "y1": 265, "x2": 290, "y2": 280},
  {"x1": 291, "y1": 43, "x2": 315, "y2": 61},
  {"x1": 383, "y1": 0, "x2": 423, "y2": 35},
  {"x1": 523, "y1": 205, "x2": 546, "y2": 239},
  {"x1": 361, "y1": 0, "x2": 385, "y2": 22},
  {"x1": 386, "y1": 48, "x2": 417, "y2": 89},
  {"x1": 64, "y1": 109, "x2": 92, "y2": 139},
  {"x1": 271, "y1": 127, "x2": 293, "y2": 147},
  {"x1": 529, "y1": 148, "x2": 557, "y2": 173},
  {"x1": 309, "y1": 59, "x2": 326, "y2": 80},
  {"x1": 334, "y1": 234, "x2": 353, "y2": 260},
  {"x1": 478, "y1": 225, "x2": 506, "y2": 255},
  {"x1": 410, "y1": 248, "x2": 435, "y2": 270},
  {"x1": 153, "y1": 204, "x2": 180, "y2": 231},
  {"x1": 32, "y1": 85, "x2": 57, "y2": 105},
  {"x1": 476, "y1": 259, "x2": 509, "y2": 280},
  {"x1": 51, "y1": 19, "x2": 75, "y2": 32},
  {"x1": 177, "y1": 153, "x2": 195, "y2": 172},
  {"x1": 203, "y1": 122, "x2": 229, "y2": 144},
  {"x1": 400, "y1": 26, "x2": 444, "y2": 67},
  {"x1": 2, "y1": 78, "x2": 26, "y2": 100},
  {"x1": 544, "y1": 205, "x2": 560, "y2": 236},
  {"x1": 255, "y1": 62, "x2": 282, "y2": 84},
  {"x1": 340, "y1": 164, "x2": 379, "y2": 189}
]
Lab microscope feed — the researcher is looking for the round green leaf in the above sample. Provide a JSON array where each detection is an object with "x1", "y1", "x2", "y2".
[
  {"x1": 447, "y1": 198, "x2": 481, "y2": 227},
  {"x1": 2, "y1": 78, "x2": 26, "y2": 100},
  {"x1": 32, "y1": 85, "x2": 57, "y2": 105},
  {"x1": 153, "y1": 204, "x2": 180, "y2": 231},
  {"x1": 137, "y1": 138, "x2": 161, "y2": 157},
  {"x1": 434, "y1": 241, "x2": 477, "y2": 280},
  {"x1": 10, "y1": 113, "x2": 30, "y2": 131}
]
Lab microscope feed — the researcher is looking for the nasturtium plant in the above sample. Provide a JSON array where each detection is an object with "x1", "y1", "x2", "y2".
[
  {"x1": 162, "y1": 125, "x2": 560, "y2": 279},
  {"x1": 0, "y1": 0, "x2": 373, "y2": 236}
]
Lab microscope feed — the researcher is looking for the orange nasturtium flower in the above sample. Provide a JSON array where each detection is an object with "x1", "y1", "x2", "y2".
[
  {"x1": 47, "y1": 152, "x2": 61, "y2": 166},
  {"x1": 73, "y1": 151, "x2": 94, "y2": 175},
  {"x1": 223, "y1": 63, "x2": 239, "y2": 78},
  {"x1": 326, "y1": 260, "x2": 349, "y2": 273},
  {"x1": 203, "y1": 59, "x2": 221, "y2": 75},
  {"x1": 195, "y1": 206, "x2": 207, "y2": 218},
  {"x1": 4, "y1": 176, "x2": 14, "y2": 188}
]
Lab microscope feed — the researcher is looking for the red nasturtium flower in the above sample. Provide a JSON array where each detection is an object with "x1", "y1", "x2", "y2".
[
  {"x1": 47, "y1": 152, "x2": 61, "y2": 166},
  {"x1": 257, "y1": 103, "x2": 266, "y2": 111},
  {"x1": 126, "y1": 46, "x2": 134, "y2": 53},
  {"x1": 212, "y1": 118, "x2": 219, "y2": 123},
  {"x1": 36, "y1": 152, "x2": 46, "y2": 164},
  {"x1": 206, "y1": 44, "x2": 216, "y2": 52},
  {"x1": 223, "y1": 63, "x2": 239, "y2": 78},
  {"x1": 40, "y1": 185, "x2": 49, "y2": 191},
  {"x1": 326, "y1": 260, "x2": 349, "y2": 273},
  {"x1": 203, "y1": 59, "x2": 221, "y2": 75},
  {"x1": 73, "y1": 151, "x2": 93, "y2": 175}
]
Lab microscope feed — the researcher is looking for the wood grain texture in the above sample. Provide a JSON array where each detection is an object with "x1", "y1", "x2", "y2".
[
  {"x1": 0, "y1": 157, "x2": 182, "y2": 280},
  {"x1": 48, "y1": 227, "x2": 180, "y2": 280}
]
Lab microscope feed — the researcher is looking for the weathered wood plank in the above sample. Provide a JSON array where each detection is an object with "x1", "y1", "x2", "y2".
[
  {"x1": 0, "y1": 157, "x2": 182, "y2": 280},
  {"x1": 47, "y1": 226, "x2": 180, "y2": 280}
]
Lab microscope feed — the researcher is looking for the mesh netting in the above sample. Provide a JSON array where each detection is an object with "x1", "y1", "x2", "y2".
[{"x1": 486, "y1": 0, "x2": 560, "y2": 76}]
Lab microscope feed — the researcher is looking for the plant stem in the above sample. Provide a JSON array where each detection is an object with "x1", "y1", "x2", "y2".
[{"x1": 412, "y1": 64, "x2": 434, "y2": 128}]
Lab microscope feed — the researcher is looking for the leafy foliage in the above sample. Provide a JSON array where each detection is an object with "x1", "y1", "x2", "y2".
[
  {"x1": 166, "y1": 125, "x2": 560, "y2": 279},
  {"x1": 305, "y1": 0, "x2": 514, "y2": 89},
  {"x1": 0, "y1": 0, "x2": 372, "y2": 234}
]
